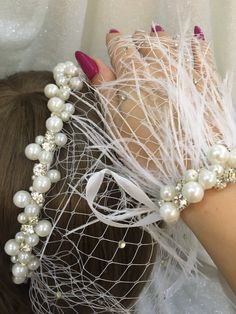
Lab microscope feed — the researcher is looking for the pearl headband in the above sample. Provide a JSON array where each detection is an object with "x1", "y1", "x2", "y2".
[
  {"x1": 4, "y1": 60, "x2": 236, "y2": 285},
  {"x1": 4, "y1": 61, "x2": 85, "y2": 284}
]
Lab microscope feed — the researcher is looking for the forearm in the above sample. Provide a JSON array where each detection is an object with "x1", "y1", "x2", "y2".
[{"x1": 181, "y1": 183, "x2": 236, "y2": 294}]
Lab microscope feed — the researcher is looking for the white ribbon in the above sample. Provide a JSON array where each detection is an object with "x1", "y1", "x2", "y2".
[
  {"x1": 66, "y1": 168, "x2": 161, "y2": 235},
  {"x1": 85, "y1": 168, "x2": 161, "y2": 228}
]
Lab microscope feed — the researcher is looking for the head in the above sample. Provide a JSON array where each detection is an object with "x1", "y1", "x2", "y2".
[{"x1": 0, "y1": 71, "x2": 156, "y2": 314}]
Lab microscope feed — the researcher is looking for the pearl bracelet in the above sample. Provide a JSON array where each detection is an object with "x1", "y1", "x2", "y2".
[
  {"x1": 4, "y1": 61, "x2": 85, "y2": 284},
  {"x1": 158, "y1": 145, "x2": 236, "y2": 224}
]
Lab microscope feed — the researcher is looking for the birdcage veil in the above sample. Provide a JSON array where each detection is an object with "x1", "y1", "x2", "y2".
[{"x1": 28, "y1": 27, "x2": 236, "y2": 314}]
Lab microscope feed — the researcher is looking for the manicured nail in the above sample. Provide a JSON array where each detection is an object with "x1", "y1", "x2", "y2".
[
  {"x1": 194, "y1": 25, "x2": 205, "y2": 40},
  {"x1": 75, "y1": 51, "x2": 99, "y2": 80},
  {"x1": 151, "y1": 24, "x2": 164, "y2": 32},
  {"x1": 109, "y1": 28, "x2": 119, "y2": 33}
]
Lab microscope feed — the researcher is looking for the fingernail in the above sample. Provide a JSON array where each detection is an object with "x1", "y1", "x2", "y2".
[
  {"x1": 75, "y1": 50, "x2": 99, "y2": 80},
  {"x1": 151, "y1": 24, "x2": 164, "y2": 32},
  {"x1": 109, "y1": 28, "x2": 119, "y2": 33},
  {"x1": 194, "y1": 25, "x2": 205, "y2": 40}
]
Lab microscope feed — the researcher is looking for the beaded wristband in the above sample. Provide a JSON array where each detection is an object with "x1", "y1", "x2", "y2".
[
  {"x1": 4, "y1": 61, "x2": 85, "y2": 284},
  {"x1": 158, "y1": 145, "x2": 236, "y2": 224}
]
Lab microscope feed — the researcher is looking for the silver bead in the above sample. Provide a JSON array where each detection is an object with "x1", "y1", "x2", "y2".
[
  {"x1": 35, "y1": 220, "x2": 52, "y2": 237},
  {"x1": 198, "y1": 169, "x2": 217, "y2": 189},
  {"x1": 184, "y1": 169, "x2": 198, "y2": 182},
  {"x1": 25, "y1": 143, "x2": 41, "y2": 160},
  {"x1": 47, "y1": 169, "x2": 61, "y2": 183},
  {"x1": 17, "y1": 212, "x2": 28, "y2": 224},
  {"x1": 182, "y1": 181, "x2": 204, "y2": 203},
  {"x1": 4, "y1": 239, "x2": 20, "y2": 256},
  {"x1": 25, "y1": 233, "x2": 39, "y2": 247},
  {"x1": 12, "y1": 263, "x2": 28, "y2": 278},
  {"x1": 160, "y1": 202, "x2": 180, "y2": 223},
  {"x1": 55, "y1": 133, "x2": 67, "y2": 146},
  {"x1": 207, "y1": 145, "x2": 229, "y2": 165},
  {"x1": 33, "y1": 176, "x2": 52, "y2": 193},
  {"x1": 13, "y1": 191, "x2": 31, "y2": 208},
  {"x1": 160, "y1": 185, "x2": 176, "y2": 201}
]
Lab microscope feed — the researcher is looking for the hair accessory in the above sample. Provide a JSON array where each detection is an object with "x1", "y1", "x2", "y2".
[{"x1": 4, "y1": 61, "x2": 86, "y2": 284}]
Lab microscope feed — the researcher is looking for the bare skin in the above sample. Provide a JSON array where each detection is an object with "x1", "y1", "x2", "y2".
[{"x1": 81, "y1": 27, "x2": 236, "y2": 295}]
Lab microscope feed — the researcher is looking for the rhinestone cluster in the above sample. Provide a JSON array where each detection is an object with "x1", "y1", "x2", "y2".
[
  {"x1": 158, "y1": 145, "x2": 236, "y2": 224},
  {"x1": 4, "y1": 61, "x2": 85, "y2": 284}
]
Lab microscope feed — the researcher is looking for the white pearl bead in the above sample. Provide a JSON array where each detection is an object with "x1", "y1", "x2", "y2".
[
  {"x1": 184, "y1": 169, "x2": 198, "y2": 182},
  {"x1": 47, "y1": 169, "x2": 61, "y2": 183},
  {"x1": 47, "y1": 97, "x2": 65, "y2": 113},
  {"x1": 57, "y1": 87, "x2": 70, "y2": 101},
  {"x1": 53, "y1": 72, "x2": 64, "y2": 82},
  {"x1": 46, "y1": 116, "x2": 63, "y2": 133},
  {"x1": 15, "y1": 232, "x2": 25, "y2": 243},
  {"x1": 12, "y1": 263, "x2": 28, "y2": 278},
  {"x1": 33, "y1": 176, "x2": 51, "y2": 193},
  {"x1": 65, "y1": 61, "x2": 75, "y2": 67},
  {"x1": 69, "y1": 77, "x2": 83, "y2": 90},
  {"x1": 44, "y1": 84, "x2": 59, "y2": 98},
  {"x1": 13, "y1": 191, "x2": 31, "y2": 208},
  {"x1": 207, "y1": 145, "x2": 229, "y2": 165},
  {"x1": 64, "y1": 103, "x2": 75, "y2": 115},
  {"x1": 198, "y1": 169, "x2": 217, "y2": 189},
  {"x1": 160, "y1": 202, "x2": 180, "y2": 223},
  {"x1": 17, "y1": 212, "x2": 28, "y2": 224},
  {"x1": 25, "y1": 234, "x2": 39, "y2": 247},
  {"x1": 24, "y1": 204, "x2": 40, "y2": 218},
  {"x1": 182, "y1": 182, "x2": 204, "y2": 203},
  {"x1": 11, "y1": 255, "x2": 18, "y2": 263},
  {"x1": 54, "y1": 63, "x2": 66, "y2": 73},
  {"x1": 55, "y1": 133, "x2": 67, "y2": 146},
  {"x1": 35, "y1": 220, "x2": 52, "y2": 237},
  {"x1": 228, "y1": 148, "x2": 236, "y2": 168},
  {"x1": 56, "y1": 76, "x2": 69, "y2": 86},
  {"x1": 38, "y1": 150, "x2": 54, "y2": 165},
  {"x1": 4, "y1": 239, "x2": 20, "y2": 256},
  {"x1": 60, "y1": 111, "x2": 71, "y2": 122},
  {"x1": 160, "y1": 185, "x2": 176, "y2": 201},
  {"x1": 25, "y1": 143, "x2": 41, "y2": 160},
  {"x1": 209, "y1": 164, "x2": 224, "y2": 176},
  {"x1": 35, "y1": 135, "x2": 44, "y2": 145},
  {"x1": 13, "y1": 276, "x2": 26, "y2": 284},
  {"x1": 18, "y1": 251, "x2": 31, "y2": 264},
  {"x1": 28, "y1": 257, "x2": 40, "y2": 270}
]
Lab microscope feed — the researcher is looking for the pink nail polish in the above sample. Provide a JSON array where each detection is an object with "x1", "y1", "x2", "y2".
[
  {"x1": 109, "y1": 28, "x2": 119, "y2": 33},
  {"x1": 75, "y1": 51, "x2": 99, "y2": 80},
  {"x1": 151, "y1": 24, "x2": 164, "y2": 32},
  {"x1": 194, "y1": 25, "x2": 205, "y2": 40}
]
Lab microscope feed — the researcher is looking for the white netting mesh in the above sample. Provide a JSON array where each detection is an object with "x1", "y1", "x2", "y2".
[{"x1": 30, "y1": 29, "x2": 236, "y2": 313}]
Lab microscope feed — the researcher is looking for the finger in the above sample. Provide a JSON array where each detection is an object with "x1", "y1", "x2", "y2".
[
  {"x1": 106, "y1": 30, "x2": 145, "y2": 78},
  {"x1": 192, "y1": 26, "x2": 215, "y2": 76}
]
